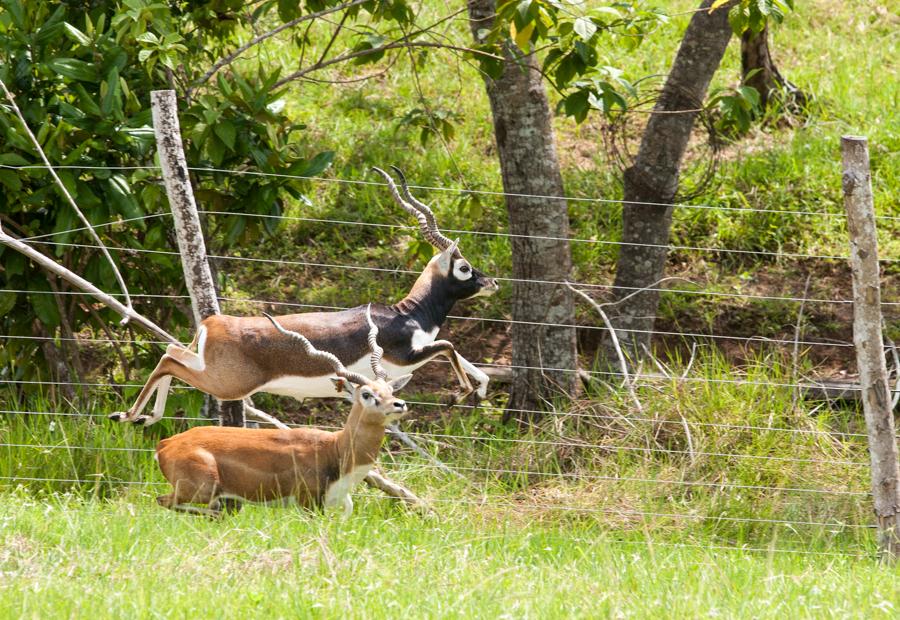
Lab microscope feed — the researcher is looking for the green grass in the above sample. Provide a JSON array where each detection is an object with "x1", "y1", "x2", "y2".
[{"x1": 0, "y1": 491, "x2": 896, "y2": 619}]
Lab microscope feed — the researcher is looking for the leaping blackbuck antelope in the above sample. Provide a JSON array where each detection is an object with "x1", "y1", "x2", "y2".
[
  {"x1": 110, "y1": 166, "x2": 498, "y2": 426},
  {"x1": 155, "y1": 306, "x2": 413, "y2": 517}
]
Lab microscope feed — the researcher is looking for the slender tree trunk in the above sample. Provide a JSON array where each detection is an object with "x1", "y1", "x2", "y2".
[
  {"x1": 609, "y1": 0, "x2": 735, "y2": 359},
  {"x1": 467, "y1": 0, "x2": 577, "y2": 420},
  {"x1": 741, "y1": 24, "x2": 808, "y2": 113}
]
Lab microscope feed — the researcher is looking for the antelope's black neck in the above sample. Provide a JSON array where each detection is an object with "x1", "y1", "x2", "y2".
[
  {"x1": 391, "y1": 272, "x2": 458, "y2": 332},
  {"x1": 392, "y1": 293, "x2": 457, "y2": 332}
]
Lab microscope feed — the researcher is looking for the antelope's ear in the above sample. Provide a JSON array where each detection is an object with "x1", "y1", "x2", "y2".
[
  {"x1": 389, "y1": 374, "x2": 414, "y2": 392},
  {"x1": 437, "y1": 238, "x2": 460, "y2": 273},
  {"x1": 330, "y1": 378, "x2": 354, "y2": 400}
]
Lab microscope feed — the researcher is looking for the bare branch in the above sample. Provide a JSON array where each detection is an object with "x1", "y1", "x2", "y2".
[
  {"x1": 274, "y1": 39, "x2": 503, "y2": 89},
  {"x1": 364, "y1": 470, "x2": 432, "y2": 513},
  {"x1": 189, "y1": 0, "x2": 370, "y2": 95},
  {"x1": 0, "y1": 77, "x2": 134, "y2": 315},
  {"x1": 386, "y1": 423, "x2": 466, "y2": 481},
  {"x1": 0, "y1": 227, "x2": 178, "y2": 345},
  {"x1": 566, "y1": 282, "x2": 643, "y2": 413},
  {"x1": 242, "y1": 400, "x2": 290, "y2": 430}
]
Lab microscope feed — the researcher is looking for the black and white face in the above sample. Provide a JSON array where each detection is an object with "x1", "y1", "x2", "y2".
[{"x1": 433, "y1": 241, "x2": 499, "y2": 301}]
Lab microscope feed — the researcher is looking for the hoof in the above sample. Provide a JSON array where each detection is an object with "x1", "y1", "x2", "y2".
[
  {"x1": 108, "y1": 412, "x2": 127, "y2": 422},
  {"x1": 466, "y1": 392, "x2": 484, "y2": 409},
  {"x1": 131, "y1": 415, "x2": 151, "y2": 426}
]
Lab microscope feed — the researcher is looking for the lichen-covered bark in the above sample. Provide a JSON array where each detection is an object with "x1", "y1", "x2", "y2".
[
  {"x1": 151, "y1": 90, "x2": 243, "y2": 427},
  {"x1": 150, "y1": 90, "x2": 221, "y2": 326},
  {"x1": 842, "y1": 136, "x2": 900, "y2": 561},
  {"x1": 467, "y1": 0, "x2": 577, "y2": 419},
  {"x1": 610, "y1": 0, "x2": 734, "y2": 359}
]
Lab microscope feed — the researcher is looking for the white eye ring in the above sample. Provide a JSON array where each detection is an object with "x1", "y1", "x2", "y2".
[{"x1": 453, "y1": 261, "x2": 473, "y2": 280}]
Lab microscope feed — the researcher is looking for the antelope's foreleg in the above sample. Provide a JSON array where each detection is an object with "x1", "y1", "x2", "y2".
[
  {"x1": 454, "y1": 353, "x2": 490, "y2": 400},
  {"x1": 405, "y1": 340, "x2": 474, "y2": 402}
]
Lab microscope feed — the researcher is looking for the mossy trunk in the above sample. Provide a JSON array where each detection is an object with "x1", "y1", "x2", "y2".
[
  {"x1": 609, "y1": 0, "x2": 734, "y2": 360},
  {"x1": 467, "y1": 0, "x2": 577, "y2": 421},
  {"x1": 741, "y1": 24, "x2": 809, "y2": 114}
]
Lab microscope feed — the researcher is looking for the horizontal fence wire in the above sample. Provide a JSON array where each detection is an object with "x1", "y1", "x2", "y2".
[
  {"x1": 1, "y1": 405, "x2": 880, "y2": 441},
  {"x1": 5, "y1": 287, "x2": 895, "y2": 347},
  {"x1": 12, "y1": 238, "x2": 900, "y2": 306},
  {"x1": 3, "y1": 162, "x2": 898, "y2": 222},
  {"x1": 0, "y1": 470, "x2": 870, "y2": 530},
  {"x1": 0, "y1": 365, "x2": 875, "y2": 391},
  {"x1": 0, "y1": 324, "x2": 862, "y2": 350},
  {"x1": 0, "y1": 409, "x2": 870, "y2": 497},
  {"x1": 0, "y1": 438, "x2": 869, "y2": 467},
  {"x1": 0, "y1": 474, "x2": 872, "y2": 557},
  {"x1": 199, "y1": 211, "x2": 863, "y2": 262}
]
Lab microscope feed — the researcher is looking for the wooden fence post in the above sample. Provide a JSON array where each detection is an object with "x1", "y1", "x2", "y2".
[
  {"x1": 842, "y1": 135, "x2": 900, "y2": 562},
  {"x1": 150, "y1": 89, "x2": 244, "y2": 428}
]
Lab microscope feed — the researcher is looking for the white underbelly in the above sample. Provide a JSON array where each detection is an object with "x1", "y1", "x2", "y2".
[{"x1": 254, "y1": 356, "x2": 432, "y2": 399}]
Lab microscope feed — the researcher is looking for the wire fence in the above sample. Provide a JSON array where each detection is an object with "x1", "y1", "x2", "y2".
[{"x1": 2, "y1": 163, "x2": 897, "y2": 559}]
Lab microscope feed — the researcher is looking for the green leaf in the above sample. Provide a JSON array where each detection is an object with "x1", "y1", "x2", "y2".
[
  {"x1": 73, "y1": 83, "x2": 102, "y2": 116},
  {"x1": 573, "y1": 17, "x2": 597, "y2": 42},
  {"x1": 105, "y1": 175, "x2": 142, "y2": 219},
  {"x1": 0, "y1": 291, "x2": 17, "y2": 318},
  {"x1": 207, "y1": 136, "x2": 226, "y2": 166},
  {"x1": 29, "y1": 290, "x2": 61, "y2": 328},
  {"x1": 214, "y1": 120, "x2": 237, "y2": 151},
  {"x1": 297, "y1": 151, "x2": 334, "y2": 177},
  {"x1": 728, "y1": 6, "x2": 749, "y2": 34},
  {"x1": 135, "y1": 32, "x2": 159, "y2": 44},
  {"x1": 224, "y1": 215, "x2": 246, "y2": 246},
  {"x1": 63, "y1": 22, "x2": 92, "y2": 46},
  {"x1": 0, "y1": 153, "x2": 29, "y2": 166},
  {"x1": 0, "y1": 169, "x2": 22, "y2": 192},
  {"x1": 47, "y1": 58, "x2": 100, "y2": 82},
  {"x1": 5, "y1": 252, "x2": 25, "y2": 277},
  {"x1": 277, "y1": 0, "x2": 301, "y2": 22},
  {"x1": 563, "y1": 90, "x2": 590, "y2": 123},
  {"x1": 101, "y1": 67, "x2": 121, "y2": 116},
  {"x1": 514, "y1": 21, "x2": 535, "y2": 49}
]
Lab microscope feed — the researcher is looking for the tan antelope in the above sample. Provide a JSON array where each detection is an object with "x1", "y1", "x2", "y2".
[
  {"x1": 155, "y1": 306, "x2": 413, "y2": 517},
  {"x1": 110, "y1": 166, "x2": 498, "y2": 426}
]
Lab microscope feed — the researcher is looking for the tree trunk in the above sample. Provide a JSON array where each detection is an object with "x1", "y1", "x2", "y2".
[
  {"x1": 467, "y1": 0, "x2": 577, "y2": 420},
  {"x1": 741, "y1": 24, "x2": 808, "y2": 114},
  {"x1": 609, "y1": 0, "x2": 734, "y2": 359}
]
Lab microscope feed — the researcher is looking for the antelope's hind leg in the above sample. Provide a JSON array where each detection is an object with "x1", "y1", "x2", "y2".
[
  {"x1": 156, "y1": 452, "x2": 223, "y2": 518},
  {"x1": 111, "y1": 329, "x2": 206, "y2": 425}
]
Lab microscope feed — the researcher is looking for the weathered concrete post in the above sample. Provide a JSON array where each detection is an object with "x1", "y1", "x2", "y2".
[
  {"x1": 150, "y1": 89, "x2": 244, "y2": 427},
  {"x1": 842, "y1": 135, "x2": 900, "y2": 562}
]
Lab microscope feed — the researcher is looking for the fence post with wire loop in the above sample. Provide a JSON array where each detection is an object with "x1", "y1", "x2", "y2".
[
  {"x1": 150, "y1": 89, "x2": 245, "y2": 428},
  {"x1": 841, "y1": 135, "x2": 900, "y2": 562}
]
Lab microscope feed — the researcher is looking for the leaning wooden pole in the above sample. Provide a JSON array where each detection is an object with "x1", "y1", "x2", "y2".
[
  {"x1": 842, "y1": 135, "x2": 900, "y2": 562},
  {"x1": 150, "y1": 90, "x2": 244, "y2": 427}
]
